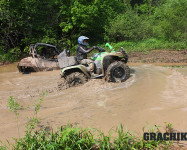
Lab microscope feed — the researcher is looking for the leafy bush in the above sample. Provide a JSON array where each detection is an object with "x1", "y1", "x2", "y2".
[
  {"x1": 107, "y1": 0, "x2": 186, "y2": 46},
  {"x1": 153, "y1": 0, "x2": 187, "y2": 41},
  {"x1": 108, "y1": 8, "x2": 153, "y2": 42}
]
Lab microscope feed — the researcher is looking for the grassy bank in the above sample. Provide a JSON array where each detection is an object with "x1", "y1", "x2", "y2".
[
  {"x1": 0, "y1": 123, "x2": 173, "y2": 150},
  {"x1": 105, "y1": 38, "x2": 186, "y2": 53}
]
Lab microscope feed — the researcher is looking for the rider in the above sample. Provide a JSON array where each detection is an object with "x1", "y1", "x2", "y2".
[{"x1": 76, "y1": 36, "x2": 98, "y2": 77}]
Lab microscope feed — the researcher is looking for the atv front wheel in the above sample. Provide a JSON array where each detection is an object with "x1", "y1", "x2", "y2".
[
  {"x1": 58, "y1": 78, "x2": 68, "y2": 90},
  {"x1": 106, "y1": 61, "x2": 130, "y2": 82},
  {"x1": 65, "y1": 72, "x2": 88, "y2": 87}
]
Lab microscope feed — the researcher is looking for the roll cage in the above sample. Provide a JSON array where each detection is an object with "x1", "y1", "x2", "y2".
[{"x1": 29, "y1": 43, "x2": 60, "y2": 58}]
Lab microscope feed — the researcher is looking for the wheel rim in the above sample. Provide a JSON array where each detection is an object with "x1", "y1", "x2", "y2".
[{"x1": 113, "y1": 67, "x2": 125, "y2": 78}]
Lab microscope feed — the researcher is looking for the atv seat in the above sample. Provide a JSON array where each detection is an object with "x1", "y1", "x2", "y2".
[{"x1": 57, "y1": 50, "x2": 78, "y2": 68}]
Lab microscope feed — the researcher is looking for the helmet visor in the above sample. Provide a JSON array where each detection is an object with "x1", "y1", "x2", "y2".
[{"x1": 83, "y1": 39, "x2": 88, "y2": 43}]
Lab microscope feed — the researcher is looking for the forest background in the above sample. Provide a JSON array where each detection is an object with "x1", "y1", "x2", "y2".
[{"x1": 0, "y1": 0, "x2": 186, "y2": 62}]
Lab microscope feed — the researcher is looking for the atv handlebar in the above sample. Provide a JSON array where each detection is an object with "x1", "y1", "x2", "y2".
[{"x1": 96, "y1": 46, "x2": 106, "y2": 52}]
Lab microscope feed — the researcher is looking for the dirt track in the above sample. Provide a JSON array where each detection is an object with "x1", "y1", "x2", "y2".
[
  {"x1": 128, "y1": 50, "x2": 187, "y2": 63},
  {"x1": 0, "y1": 64, "x2": 187, "y2": 144}
]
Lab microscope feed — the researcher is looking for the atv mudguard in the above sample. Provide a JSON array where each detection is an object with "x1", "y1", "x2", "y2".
[
  {"x1": 60, "y1": 64, "x2": 90, "y2": 77},
  {"x1": 100, "y1": 52, "x2": 128, "y2": 74}
]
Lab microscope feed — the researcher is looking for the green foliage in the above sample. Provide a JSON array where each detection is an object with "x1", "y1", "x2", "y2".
[
  {"x1": 34, "y1": 92, "x2": 47, "y2": 117},
  {"x1": 0, "y1": 52, "x2": 18, "y2": 62},
  {"x1": 0, "y1": 0, "x2": 186, "y2": 62},
  {"x1": 0, "y1": 144, "x2": 7, "y2": 150},
  {"x1": 153, "y1": 0, "x2": 187, "y2": 41},
  {"x1": 6, "y1": 93, "x2": 47, "y2": 142},
  {"x1": 10, "y1": 123, "x2": 172, "y2": 149},
  {"x1": 0, "y1": 0, "x2": 124, "y2": 61},
  {"x1": 26, "y1": 92, "x2": 47, "y2": 133},
  {"x1": 108, "y1": 0, "x2": 186, "y2": 44},
  {"x1": 164, "y1": 122, "x2": 174, "y2": 133},
  {"x1": 108, "y1": 8, "x2": 152, "y2": 41},
  {"x1": 7, "y1": 96, "x2": 24, "y2": 138},
  {"x1": 0, "y1": 139, "x2": 7, "y2": 150},
  {"x1": 7, "y1": 96, "x2": 24, "y2": 116},
  {"x1": 110, "y1": 38, "x2": 186, "y2": 52}
]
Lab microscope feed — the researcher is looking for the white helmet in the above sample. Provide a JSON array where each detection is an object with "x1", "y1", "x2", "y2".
[{"x1": 78, "y1": 36, "x2": 89, "y2": 46}]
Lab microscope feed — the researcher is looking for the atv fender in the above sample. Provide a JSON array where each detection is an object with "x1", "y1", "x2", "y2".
[
  {"x1": 102, "y1": 55, "x2": 121, "y2": 74},
  {"x1": 60, "y1": 65, "x2": 90, "y2": 77}
]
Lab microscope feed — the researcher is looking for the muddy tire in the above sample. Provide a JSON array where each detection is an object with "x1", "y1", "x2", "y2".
[
  {"x1": 18, "y1": 66, "x2": 37, "y2": 74},
  {"x1": 64, "y1": 72, "x2": 88, "y2": 88},
  {"x1": 106, "y1": 61, "x2": 130, "y2": 82},
  {"x1": 58, "y1": 78, "x2": 68, "y2": 90}
]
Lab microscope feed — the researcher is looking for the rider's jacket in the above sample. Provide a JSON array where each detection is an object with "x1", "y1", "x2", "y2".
[{"x1": 76, "y1": 44, "x2": 90, "y2": 62}]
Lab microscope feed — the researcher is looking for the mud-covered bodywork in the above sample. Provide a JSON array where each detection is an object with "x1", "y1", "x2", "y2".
[
  {"x1": 18, "y1": 57, "x2": 59, "y2": 72},
  {"x1": 90, "y1": 47, "x2": 128, "y2": 75},
  {"x1": 60, "y1": 64, "x2": 90, "y2": 77},
  {"x1": 18, "y1": 43, "x2": 60, "y2": 72},
  {"x1": 59, "y1": 44, "x2": 130, "y2": 88}
]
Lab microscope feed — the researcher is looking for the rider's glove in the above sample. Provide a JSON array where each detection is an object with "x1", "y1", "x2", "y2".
[
  {"x1": 92, "y1": 46, "x2": 98, "y2": 49},
  {"x1": 98, "y1": 47, "x2": 106, "y2": 52}
]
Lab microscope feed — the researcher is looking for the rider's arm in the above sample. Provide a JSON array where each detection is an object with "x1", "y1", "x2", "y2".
[{"x1": 79, "y1": 46, "x2": 96, "y2": 54}]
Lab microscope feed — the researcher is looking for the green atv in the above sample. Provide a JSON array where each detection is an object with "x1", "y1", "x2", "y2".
[{"x1": 58, "y1": 43, "x2": 130, "y2": 88}]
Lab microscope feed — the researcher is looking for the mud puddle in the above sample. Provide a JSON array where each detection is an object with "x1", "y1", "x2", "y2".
[
  {"x1": 0, "y1": 62, "x2": 18, "y2": 73},
  {"x1": 0, "y1": 64, "x2": 187, "y2": 144}
]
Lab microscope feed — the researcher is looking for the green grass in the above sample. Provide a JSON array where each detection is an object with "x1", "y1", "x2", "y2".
[
  {"x1": 94, "y1": 38, "x2": 186, "y2": 53},
  {"x1": 86, "y1": 38, "x2": 187, "y2": 57},
  {"x1": 0, "y1": 123, "x2": 173, "y2": 150},
  {"x1": 110, "y1": 38, "x2": 186, "y2": 53}
]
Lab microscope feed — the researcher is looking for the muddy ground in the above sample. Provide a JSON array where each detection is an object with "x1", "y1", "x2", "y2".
[
  {"x1": 128, "y1": 50, "x2": 187, "y2": 63},
  {"x1": 0, "y1": 62, "x2": 187, "y2": 147}
]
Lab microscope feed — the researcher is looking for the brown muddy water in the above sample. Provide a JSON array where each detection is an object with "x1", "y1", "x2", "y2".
[{"x1": 0, "y1": 63, "x2": 187, "y2": 144}]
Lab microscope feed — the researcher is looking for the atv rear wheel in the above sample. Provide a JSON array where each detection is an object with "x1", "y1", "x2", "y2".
[
  {"x1": 106, "y1": 61, "x2": 130, "y2": 82},
  {"x1": 65, "y1": 72, "x2": 88, "y2": 87}
]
